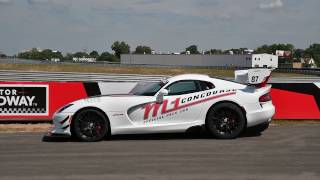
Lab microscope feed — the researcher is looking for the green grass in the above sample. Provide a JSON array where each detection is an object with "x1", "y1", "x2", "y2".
[
  {"x1": 271, "y1": 119, "x2": 320, "y2": 125},
  {"x1": 0, "y1": 62, "x2": 315, "y2": 77}
]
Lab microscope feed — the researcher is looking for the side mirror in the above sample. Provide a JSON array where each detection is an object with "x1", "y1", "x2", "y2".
[{"x1": 156, "y1": 89, "x2": 168, "y2": 104}]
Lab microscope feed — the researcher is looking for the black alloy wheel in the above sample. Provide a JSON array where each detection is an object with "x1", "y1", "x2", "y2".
[
  {"x1": 206, "y1": 103, "x2": 246, "y2": 139},
  {"x1": 72, "y1": 109, "x2": 109, "y2": 142}
]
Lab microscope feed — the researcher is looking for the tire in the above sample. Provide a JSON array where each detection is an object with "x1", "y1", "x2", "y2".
[
  {"x1": 206, "y1": 103, "x2": 246, "y2": 139},
  {"x1": 72, "y1": 108, "x2": 109, "y2": 142}
]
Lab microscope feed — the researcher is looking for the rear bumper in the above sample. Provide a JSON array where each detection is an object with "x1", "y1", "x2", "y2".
[{"x1": 246, "y1": 101, "x2": 275, "y2": 127}]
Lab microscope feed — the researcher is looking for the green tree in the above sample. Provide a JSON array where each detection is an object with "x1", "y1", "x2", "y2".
[
  {"x1": 255, "y1": 44, "x2": 295, "y2": 64},
  {"x1": 293, "y1": 49, "x2": 305, "y2": 59},
  {"x1": 18, "y1": 48, "x2": 63, "y2": 60},
  {"x1": 204, "y1": 49, "x2": 223, "y2": 55},
  {"x1": 97, "y1": 52, "x2": 119, "y2": 62},
  {"x1": 73, "y1": 52, "x2": 88, "y2": 58},
  {"x1": 51, "y1": 51, "x2": 63, "y2": 59},
  {"x1": 89, "y1": 51, "x2": 99, "y2": 58},
  {"x1": 64, "y1": 53, "x2": 73, "y2": 61},
  {"x1": 222, "y1": 48, "x2": 248, "y2": 55},
  {"x1": 185, "y1": 45, "x2": 200, "y2": 54},
  {"x1": 111, "y1": 41, "x2": 130, "y2": 58},
  {"x1": 29, "y1": 48, "x2": 42, "y2": 60},
  {"x1": 134, "y1": 46, "x2": 152, "y2": 54},
  {"x1": 18, "y1": 51, "x2": 31, "y2": 59},
  {"x1": 41, "y1": 49, "x2": 53, "y2": 60},
  {"x1": 255, "y1": 44, "x2": 295, "y2": 54}
]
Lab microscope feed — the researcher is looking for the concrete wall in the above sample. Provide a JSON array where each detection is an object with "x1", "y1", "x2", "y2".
[{"x1": 121, "y1": 54, "x2": 252, "y2": 67}]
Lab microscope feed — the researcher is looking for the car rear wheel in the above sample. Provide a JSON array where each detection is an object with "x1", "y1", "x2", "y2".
[
  {"x1": 72, "y1": 109, "x2": 109, "y2": 142},
  {"x1": 206, "y1": 103, "x2": 246, "y2": 139}
]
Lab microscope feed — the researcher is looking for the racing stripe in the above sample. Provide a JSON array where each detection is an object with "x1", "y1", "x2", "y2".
[
  {"x1": 165, "y1": 92, "x2": 237, "y2": 114},
  {"x1": 83, "y1": 82, "x2": 101, "y2": 97}
]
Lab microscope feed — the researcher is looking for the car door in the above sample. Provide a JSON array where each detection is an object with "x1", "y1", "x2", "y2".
[
  {"x1": 148, "y1": 80, "x2": 204, "y2": 125},
  {"x1": 127, "y1": 80, "x2": 215, "y2": 127}
]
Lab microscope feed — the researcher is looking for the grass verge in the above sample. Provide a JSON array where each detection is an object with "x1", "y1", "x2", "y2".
[
  {"x1": 0, "y1": 123, "x2": 52, "y2": 133},
  {"x1": 271, "y1": 120, "x2": 320, "y2": 125},
  {"x1": 0, "y1": 63, "x2": 314, "y2": 77}
]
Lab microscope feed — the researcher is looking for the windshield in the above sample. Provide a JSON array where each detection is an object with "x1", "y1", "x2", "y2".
[{"x1": 130, "y1": 80, "x2": 167, "y2": 96}]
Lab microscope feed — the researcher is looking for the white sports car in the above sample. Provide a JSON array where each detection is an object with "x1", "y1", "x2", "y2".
[{"x1": 45, "y1": 69, "x2": 275, "y2": 141}]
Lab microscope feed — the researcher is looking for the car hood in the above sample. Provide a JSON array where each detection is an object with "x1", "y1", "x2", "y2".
[
  {"x1": 90, "y1": 94, "x2": 137, "y2": 98},
  {"x1": 69, "y1": 94, "x2": 155, "y2": 112}
]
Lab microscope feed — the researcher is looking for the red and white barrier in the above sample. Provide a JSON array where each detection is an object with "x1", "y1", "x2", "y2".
[
  {"x1": 0, "y1": 82, "x2": 87, "y2": 121},
  {"x1": 271, "y1": 83, "x2": 320, "y2": 119},
  {"x1": 0, "y1": 81, "x2": 319, "y2": 121}
]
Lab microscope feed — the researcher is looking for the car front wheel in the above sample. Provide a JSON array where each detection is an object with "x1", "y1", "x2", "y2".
[{"x1": 72, "y1": 109, "x2": 109, "y2": 142}]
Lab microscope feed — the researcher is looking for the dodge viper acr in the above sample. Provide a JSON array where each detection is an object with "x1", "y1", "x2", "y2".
[{"x1": 44, "y1": 69, "x2": 275, "y2": 141}]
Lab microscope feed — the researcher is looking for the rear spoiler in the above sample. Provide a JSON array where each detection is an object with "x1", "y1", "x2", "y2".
[{"x1": 235, "y1": 68, "x2": 273, "y2": 88}]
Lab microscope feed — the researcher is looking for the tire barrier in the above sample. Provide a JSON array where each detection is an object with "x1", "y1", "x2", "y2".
[{"x1": 0, "y1": 81, "x2": 319, "y2": 121}]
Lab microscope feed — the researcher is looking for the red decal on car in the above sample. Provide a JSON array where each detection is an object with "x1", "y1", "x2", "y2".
[{"x1": 143, "y1": 92, "x2": 235, "y2": 120}]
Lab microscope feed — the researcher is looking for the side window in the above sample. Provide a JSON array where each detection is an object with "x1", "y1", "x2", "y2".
[
  {"x1": 199, "y1": 81, "x2": 215, "y2": 91},
  {"x1": 166, "y1": 80, "x2": 199, "y2": 96}
]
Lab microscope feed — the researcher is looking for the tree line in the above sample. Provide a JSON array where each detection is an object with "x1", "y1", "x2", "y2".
[{"x1": 10, "y1": 41, "x2": 320, "y2": 66}]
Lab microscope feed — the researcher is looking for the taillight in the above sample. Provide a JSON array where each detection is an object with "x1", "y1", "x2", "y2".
[{"x1": 259, "y1": 93, "x2": 271, "y2": 102}]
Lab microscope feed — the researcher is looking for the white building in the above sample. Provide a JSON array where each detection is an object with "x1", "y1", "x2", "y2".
[
  {"x1": 244, "y1": 49, "x2": 254, "y2": 54},
  {"x1": 300, "y1": 57, "x2": 317, "y2": 68},
  {"x1": 251, "y1": 54, "x2": 278, "y2": 68},
  {"x1": 51, "y1": 58, "x2": 60, "y2": 62},
  {"x1": 72, "y1": 57, "x2": 96, "y2": 62}
]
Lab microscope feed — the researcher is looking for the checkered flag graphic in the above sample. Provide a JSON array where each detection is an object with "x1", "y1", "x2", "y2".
[{"x1": 0, "y1": 107, "x2": 46, "y2": 114}]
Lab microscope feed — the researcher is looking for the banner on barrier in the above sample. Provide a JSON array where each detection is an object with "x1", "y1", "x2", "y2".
[
  {"x1": 0, "y1": 82, "x2": 88, "y2": 120},
  {"x1": 0, "y1": 84, "x2": 49, "y2": 116}
]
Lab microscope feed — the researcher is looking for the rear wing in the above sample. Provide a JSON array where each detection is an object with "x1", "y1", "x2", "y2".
[{"x1": 235, "y1": 68, "x2": 273, "y2": 87}]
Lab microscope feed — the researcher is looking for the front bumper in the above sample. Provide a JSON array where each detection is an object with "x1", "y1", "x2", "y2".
[{"x1": 50, "y1": 112, "x2": 74, "y2": 136}]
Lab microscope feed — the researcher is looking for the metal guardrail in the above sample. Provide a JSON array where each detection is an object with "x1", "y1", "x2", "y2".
[
  {"x1": 270, "y1": 77, "x2": 320, "y2": 83},
  {"x1": 0, "y1": 70, "x2": 169, "y2": 82},
  {"x1": 0, "y1": 70, "x2": 319, "y2": 83}
]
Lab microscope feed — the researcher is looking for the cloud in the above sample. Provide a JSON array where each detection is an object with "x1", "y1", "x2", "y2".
[
  {"x1": 0, "y1": 0, "x2": 11, "y2": 5},
  {"x1": 27, "y1": 0, "x2": 50, "y2": 5},
  {"x1": 259, "y1": 0, "x2": 283, "y2": 10},
  {"x1": 0, "y1": 0, "x2": 319, "y2": 55}
]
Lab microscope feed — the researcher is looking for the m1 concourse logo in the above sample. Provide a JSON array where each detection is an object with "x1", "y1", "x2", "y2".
[
  {"x1": 0, "y1": 84, "x2": 49, "y2": 116},
  {"x1": 143, "y1": 89, "x2": 237, "y2": 120}
]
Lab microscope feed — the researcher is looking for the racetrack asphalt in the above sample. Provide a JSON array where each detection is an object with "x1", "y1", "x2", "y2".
[{"x1": 0, "y1": 124, "x2": 319, "y2": 180}]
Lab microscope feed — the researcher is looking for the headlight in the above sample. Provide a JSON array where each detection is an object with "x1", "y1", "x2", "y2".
[{"x1": 58, "y1": 104, "x2": 73, "y2": 113}]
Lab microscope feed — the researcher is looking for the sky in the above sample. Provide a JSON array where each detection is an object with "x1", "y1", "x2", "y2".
[{"x1": 0, "y1": 0, "x2": 319, "y2": 55}]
